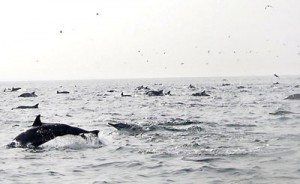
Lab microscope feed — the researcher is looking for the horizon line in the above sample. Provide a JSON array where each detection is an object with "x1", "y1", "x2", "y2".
[{"x1": 0, "y1": 74, "x2": 298, "y2": 83}]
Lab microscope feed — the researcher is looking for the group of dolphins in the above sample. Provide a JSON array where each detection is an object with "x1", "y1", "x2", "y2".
[
  {"x1": 5, "y1": 84, "x2": 209, "y2": 149},
  {"x1": 123, "y1": 85, "x2": 210, "y2": 97},
  {"x1": 4, "y1": 88, "x2": 122, "y2": 148},
  {"x1": 4, "y1": 84, "x2": 300, "y2": 149}
]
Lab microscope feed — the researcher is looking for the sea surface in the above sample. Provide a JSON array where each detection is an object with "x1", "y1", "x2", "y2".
[{"x1": 0, "y1": 76, "x2": 300, "y2": 184}]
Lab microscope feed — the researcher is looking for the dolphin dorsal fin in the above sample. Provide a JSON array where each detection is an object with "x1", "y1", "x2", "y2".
[{"x1": 32, "y1": 115, "x2": 42, "y2": 126}]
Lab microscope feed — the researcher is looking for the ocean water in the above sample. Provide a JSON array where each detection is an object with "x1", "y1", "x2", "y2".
[{"x1": 0, "y1": 76, "x2": 300, "y2": 184}]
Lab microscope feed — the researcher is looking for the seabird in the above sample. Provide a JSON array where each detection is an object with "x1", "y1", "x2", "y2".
[{"x1": 265, "y1": 5, "x2": 273, "y2": 10}]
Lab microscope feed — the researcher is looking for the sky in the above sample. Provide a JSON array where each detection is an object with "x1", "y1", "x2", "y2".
[{"x1": 0, "y1": 0, "x2": 300, "y2": 81}]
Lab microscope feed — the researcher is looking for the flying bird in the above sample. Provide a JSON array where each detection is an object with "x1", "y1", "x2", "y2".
[{"x1": 265, "y1": 5, "x2": 273, "y2": 10}]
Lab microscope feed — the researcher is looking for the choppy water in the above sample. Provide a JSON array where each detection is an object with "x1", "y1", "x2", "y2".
[{"x1": 0, "y1": 76, "x2": 300, "y2": 184}]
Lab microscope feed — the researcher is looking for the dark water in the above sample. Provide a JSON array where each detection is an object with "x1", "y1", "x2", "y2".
[{"x1": 0, "y1": 76, "x2": 300, "y2": 183}]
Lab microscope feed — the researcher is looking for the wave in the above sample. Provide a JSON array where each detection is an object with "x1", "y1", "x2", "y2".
[{"x1": 41, "y1": 135, "x2": 103, "y2": 150}]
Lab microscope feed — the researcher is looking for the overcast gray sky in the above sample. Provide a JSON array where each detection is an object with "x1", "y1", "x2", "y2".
[{"x1": 0, "y1": 0, "x2": 299, "y2": 81}]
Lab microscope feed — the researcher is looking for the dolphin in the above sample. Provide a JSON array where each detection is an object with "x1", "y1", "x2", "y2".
[
  {"x1": 136, "y1": 85, "x2": 150, "y2": 90},
  {"x1": 11, "y1": 87, "x2": 21, "y2": 92},
  {"x1": 146, "y1": 90, "x2": 164, "y2": 96},
  {"x1": 108, "y1": 123, "x2": 144, "y2": 134},
  {"x1": 12, "y1": 103, "x2": 39, "y2": 110},
  {"x1": 164, "y1": 91, "x2": 172, "y2": 96},
  {"x1": 285, "y1": 94, "x2": 300, "y2": 100},
  {"x1": 192, "y1": 90, "x2": 210, "y2": 96},
  {"x1": 108, "y1": 122, "x2": 191, "y2": 134},
  {"x1": 188, "y1": 84, "x2": 196, "y2": 89},
  {"x1": 4, "y1": 87, "x2": 21, "y2": 92},
  {"x1": 18, "y1": 92, "x2": 37, "y2": 98},
  {"x1": 57, "y1": 90, "x2": 70, "y2": 94},
  {"x1": 7, "y1": 115, "x2": 99, "y2": 148},
  {"x1": 121, "y1": 92, "x2": 131, "y2": 97},
  {"x1": 269, "y1": 110, "x2": 296, "y2": 115}
]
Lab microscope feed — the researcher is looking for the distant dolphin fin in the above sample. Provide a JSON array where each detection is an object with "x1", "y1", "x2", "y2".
[
  {"x1": 34, "y1": 103, "x2": 39, "y2": 108},
  {"x1": 32, "y1": 115, "x2": 42, "y2": 126}
]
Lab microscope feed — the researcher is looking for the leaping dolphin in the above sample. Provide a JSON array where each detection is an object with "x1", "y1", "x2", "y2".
[{"x1": 7, "y1": 115, "x2": 99, "y2": 148}]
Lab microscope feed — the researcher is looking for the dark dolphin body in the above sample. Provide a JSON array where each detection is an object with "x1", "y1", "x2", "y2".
[
  {"x1": 13, "y1": 103, "x2": 39, "y2": 110},
  {"x1": 4, "y1": 87, "x2": 21, "y2": 92},
  {"x1": 108, "y1": 123, "x2": 142, "y2": 131},
  {"x1": 146, "y1": 90, "x2": 164, "y2": 96},
  {"x1": 7, "y1": 115, "x2": 99, "y2": 148},
  {"x1": 192, "y1": 90, "x2": 210, "y2": 96},
  {"x1": 269, "y1": 110, "x2": 296, "y2": 115},
  {"x1": 136, "y1": 85, "x2": 150, "y2": 90},
  {"x1": 108, "y1": 123, "x2": 144, "y2": 134},
  {"x1": 121, "y1": 92, "x2": 131, "y2": 97},
  {"x1": 18, "y1": 92, "x2": 37, "y2": 98},
  {"x1": 57, "y1": 90, "x2": 70, "y2": 94},
  {"x1": 108, "y1": 122, "x2": 197, "y2": 134},
  {"x1": 164, "y1": 91, "x2": 171, "y2": 96},
  {"x1": 285, "y1": 94, "x2": 300, "y2": 100}
]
